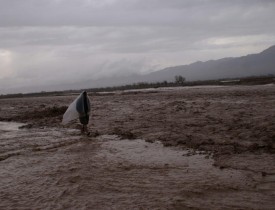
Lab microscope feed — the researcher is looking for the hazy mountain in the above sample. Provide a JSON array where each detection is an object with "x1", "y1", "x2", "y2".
[
  {"x1": 69, "y1": 45, "x2": 274, "y2": 89},
  {"x1": 140, "y1": 45, "x2": 275, "y2": 83},
  {"x1": 73, "y1": 45, "x2": 275, "y2": 88},
  {"x1": 60, "y1": 45, "x2": 275, "y2": 91},
  {"x1": 5, "y1": 45, "x2": 275, "y2": 94}
]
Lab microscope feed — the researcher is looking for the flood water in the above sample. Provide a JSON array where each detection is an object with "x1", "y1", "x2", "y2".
[{"x1": 0, "y1": 122, "x2": 273, "y2": 209}]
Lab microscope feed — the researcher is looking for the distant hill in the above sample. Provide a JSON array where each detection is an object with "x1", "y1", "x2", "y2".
[
  {"x1": 140, "y1": 45, "x2": 275, "y2": 82},
  {"x1": 78, "y1": 45, "x2": 275, "y2": 89},
  {"x1": 4, "y1": 45, "x2": 275, "y2": 94}
]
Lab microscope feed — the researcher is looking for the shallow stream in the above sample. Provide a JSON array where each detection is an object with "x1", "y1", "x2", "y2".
[{"x1": 0, "y1": 122, "x2": 273, "y2": 209}]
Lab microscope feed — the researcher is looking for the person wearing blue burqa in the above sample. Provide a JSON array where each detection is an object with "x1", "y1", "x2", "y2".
[{"x1": 62, "y1": 91, "x2": 91, "y2": 134}]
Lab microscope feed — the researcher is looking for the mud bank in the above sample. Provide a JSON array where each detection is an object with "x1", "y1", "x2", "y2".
[{"x1": 0, "y1": 85, "x2": 275, "y2": 209}]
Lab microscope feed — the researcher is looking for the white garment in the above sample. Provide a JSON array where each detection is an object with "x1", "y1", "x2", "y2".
[{"x1": 62, "y1": 92, "x2": 90, "y2": 125}]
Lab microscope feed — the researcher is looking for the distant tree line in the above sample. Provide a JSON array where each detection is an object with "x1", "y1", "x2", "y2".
[
  {"x1": 87, "y1": 75, "x2": 187, "y2": 92},
  {"x1": 1, "y1": 74, "x2": 274, "y2": 99},
  {"x1": 0, "y1": 91, "x2": 68, "y2": 99}
]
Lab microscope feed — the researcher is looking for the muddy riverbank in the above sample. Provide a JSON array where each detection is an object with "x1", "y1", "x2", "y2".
[{"x1": 0, "y1": 85, "x2": 275, "y2": 209}]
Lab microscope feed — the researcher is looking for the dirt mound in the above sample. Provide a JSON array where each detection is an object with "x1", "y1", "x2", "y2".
[{"x1": 22, "y1": 106, "x2": 68, "y2": 119}]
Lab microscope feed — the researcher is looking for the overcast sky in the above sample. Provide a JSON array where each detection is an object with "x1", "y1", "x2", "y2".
[{"x1": 0, "y1": 0, "x2": 275, "y2": 93}]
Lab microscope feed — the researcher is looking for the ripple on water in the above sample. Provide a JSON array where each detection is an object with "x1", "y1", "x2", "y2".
[
  {"x1": 0, "y1": 121, "x2": 26, "y2": 131},
  {"x1": 0, "y1": 123, "x2": 273, "y2": 209}
]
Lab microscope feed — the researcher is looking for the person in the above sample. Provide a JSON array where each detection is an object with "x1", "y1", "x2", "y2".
[{"x1": 76, "y1": 91, "x2": 91, "y2": 135}]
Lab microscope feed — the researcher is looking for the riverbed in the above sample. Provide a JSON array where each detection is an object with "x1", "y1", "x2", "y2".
[{"x1": 0, "y1": 85, "x2": 275, "y2": 209}]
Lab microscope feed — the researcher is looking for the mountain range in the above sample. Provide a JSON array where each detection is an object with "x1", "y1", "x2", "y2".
[
  {"x1": 5, "y1": 45, "x2": 275, "y2": 94},
  {"x1": 144, "y1": 45, "x2": 275, "y2": 82},
  {"x1": 78, "y1": 45, "x2": 275, "y2": 89}
]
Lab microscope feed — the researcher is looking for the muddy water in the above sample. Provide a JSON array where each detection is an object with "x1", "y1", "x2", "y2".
[{"x1": 0, "y1": 122, "x2": 274, "y2": 209}]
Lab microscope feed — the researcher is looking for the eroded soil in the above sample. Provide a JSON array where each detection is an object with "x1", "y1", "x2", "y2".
[{"x1": 0, "y1": 85, "x2": 275, "y2": 209}]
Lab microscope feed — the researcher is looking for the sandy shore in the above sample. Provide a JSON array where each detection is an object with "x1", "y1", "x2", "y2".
[{"x1": 0, "y1": 85, "x2": 275, "y2": 209}]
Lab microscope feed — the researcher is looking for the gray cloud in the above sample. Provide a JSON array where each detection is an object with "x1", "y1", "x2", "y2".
[
  {"x1": 0, "y1": 0, "x2": 275, "y2": 93},
  {"x1": 0, "y1": 0, "x2": 274, "y2": 27}
]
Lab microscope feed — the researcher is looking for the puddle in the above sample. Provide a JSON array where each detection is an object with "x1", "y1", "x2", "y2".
[
  {"x1": 0, "y1": 121, "x2": 79, "y2": 161},
  {"x1": 98, "y1": 136, "x2": 212, "y2": 169},
  {"x1": 0, "y1": 121, "x2": 26, "y2": 131}
]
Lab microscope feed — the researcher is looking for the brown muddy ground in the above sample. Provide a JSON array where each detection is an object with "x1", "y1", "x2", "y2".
[{"x1": 0, "y1": 85, "x2": 275, "y2": 209}]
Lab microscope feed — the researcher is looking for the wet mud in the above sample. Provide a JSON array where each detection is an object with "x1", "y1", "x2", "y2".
[{"x1": 0, "y1": 85, "x2": 275, "y2": 209}]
